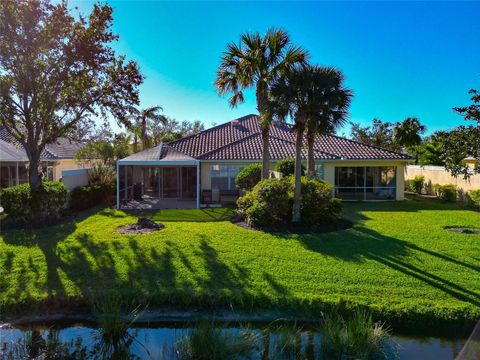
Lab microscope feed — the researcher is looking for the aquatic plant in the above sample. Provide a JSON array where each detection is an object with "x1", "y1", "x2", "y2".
[
  {"x1": 90, "y1": 295, "x2": 149, "y2": 359},
  {"x1": 320, "y1": 308, "x2": 396, "y2": 359},
  {"x1": 174, "y1": 322, "x2": 257, "y2": 360},
  {"x1": 0, "y1": 328, "x2": 86, "y2": 360}
]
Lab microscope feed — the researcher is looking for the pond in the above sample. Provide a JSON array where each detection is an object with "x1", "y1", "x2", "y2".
[{"x1": 0, "y1": 321, "x2": 472, "y2": 359}]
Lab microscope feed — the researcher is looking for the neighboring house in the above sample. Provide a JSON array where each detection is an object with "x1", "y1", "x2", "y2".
[
  {"x1": 0, "y1": 127, "x2": 85, "y2": 188},
  {"x1": 117, "y1": 114, "x2": 410, "y2": 209}
]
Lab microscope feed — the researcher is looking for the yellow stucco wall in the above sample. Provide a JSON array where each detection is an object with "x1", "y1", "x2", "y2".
[
  {"x1": 50, "y1": 159, "x2": 84, "y2": 181},
  {"x1": 405, "y1": 165, "x2": 480, "y2": 193},
  {"x1": 199, "y1": 160, "x2": 407, "y2": 200}
]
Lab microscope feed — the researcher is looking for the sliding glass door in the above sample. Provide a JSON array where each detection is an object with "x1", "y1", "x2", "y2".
[{"x1": 335, "y1": 166, "x2": 396, "y2": 200}]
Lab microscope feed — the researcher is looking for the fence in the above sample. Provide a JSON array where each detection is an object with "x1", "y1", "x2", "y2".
[
  {"x1": 61, "y1": 168, "x2": 89, "y2": 190},
  {"x1": 404, "y1": 165, "x2": 480, "y2": 194}
]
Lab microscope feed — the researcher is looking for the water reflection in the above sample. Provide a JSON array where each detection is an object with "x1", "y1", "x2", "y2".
[{"x1": 0, "y1": 323, "x2": 470, "y2": 360}]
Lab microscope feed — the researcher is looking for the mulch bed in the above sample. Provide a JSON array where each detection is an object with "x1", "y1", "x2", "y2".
[
  {"x1": 116, "y1": 217, "x2": 165, "y2": 234},
  {"x1": 444, "y1": 227, "x2": 480, "y2": 235}
]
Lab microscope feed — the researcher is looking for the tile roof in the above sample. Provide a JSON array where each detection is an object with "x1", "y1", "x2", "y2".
[
  {"x1": 167, "y1": 114, "x2": 411, "y2": 161},
  {"x1": 0, "y1": 126, "x2": 83, "y2": 160},
  {"x1": 0, "y1": 139, "x2": 27, "y2": 162}
]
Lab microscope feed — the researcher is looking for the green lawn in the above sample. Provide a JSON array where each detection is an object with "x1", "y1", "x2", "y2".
[{"x1": 1, "y1": 198, "x2": 479, "y2": 328}]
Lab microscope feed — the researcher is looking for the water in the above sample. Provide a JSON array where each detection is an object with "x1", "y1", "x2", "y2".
[{"x1": 0, "y1": 323, "x2": 470, "y2": 359}]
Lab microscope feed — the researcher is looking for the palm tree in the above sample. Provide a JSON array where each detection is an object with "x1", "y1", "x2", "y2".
[
  {"x1": 305, "y1": 67, "x2": 352, "y2": 177},
  {"x1": 214, "y1": 28, "x2": 308, "y2": 179},
  {"x1": 270, "y1": 67, "x2": 319, "y2": 223},
  {"x1": 393, "y1": 117, "x2": 426, "y2": 149},
  {"x1": 128, "y1": 106, "x2": 167, "y2": 151}
]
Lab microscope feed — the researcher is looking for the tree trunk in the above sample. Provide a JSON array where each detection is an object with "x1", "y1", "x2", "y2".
[
  {"x1": 141, "y1": 116, "x2": 147, "y2": 150},
  {"x1": 256, "y1": 81, "x2": 270, "y2": 179},
  {"x1": 133, "y1": 133, "x2": 138, "y2": 153},
  {"x1": 306, "y1": 126, "x2": 316, "y2": 178},
  {"x1": 27, "y1": 151, "x2": 42, "y2": 190},
  {"x1": 292, "y1": 123, "x2": 305, "y2": 224},
  {"x1": 261, "y1": 125, "x2": 270, "y2": 179}
]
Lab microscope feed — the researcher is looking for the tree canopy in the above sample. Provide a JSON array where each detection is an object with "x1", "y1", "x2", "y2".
[
  {"x1": 214, "y1": 28, "x2": 308, "y2": 179},
  {"x1": 0, "y1": 0, "x2": 143, "y2": 189}
]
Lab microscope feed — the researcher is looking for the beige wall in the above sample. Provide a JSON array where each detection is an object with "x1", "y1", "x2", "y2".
[
  {"x1": 200, "y1": 160, "x2": 407, "y2": 200},
  {"x1": 52, "y1": 159, "x2": 84, "y2": 181},
  {"x1": 200, "y1": 162, "x2": 269, "y2": 190},
  {"x1": 405, "y1": 165, "x2": 480, "y2": 193}
]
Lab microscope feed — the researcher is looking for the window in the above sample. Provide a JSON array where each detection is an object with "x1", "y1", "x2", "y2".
[
  {"x1": 315, "y1": 164, "x2": 325, "y2": 179},
  {"x1": 211, "y1": 164, "x2": 243, "y2": 190},
  {"x1": 334, "y1": 166, "x2": 396, "y2": 201},
  {"x1": 47, "y1": 166, "x2": 55, "y2": 181}
]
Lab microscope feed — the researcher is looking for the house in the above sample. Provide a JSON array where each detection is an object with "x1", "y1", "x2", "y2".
[
  {"x1": 117, "y1": 114, "x2": 410, "y2": 209},
  {"x1": 0, "y1": 127, "x2": 85, "y2": 188}
]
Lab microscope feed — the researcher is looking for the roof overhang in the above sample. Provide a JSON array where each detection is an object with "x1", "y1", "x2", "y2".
[{"x1": 117, "y1": 160, "x2": 199, "y2": 166}]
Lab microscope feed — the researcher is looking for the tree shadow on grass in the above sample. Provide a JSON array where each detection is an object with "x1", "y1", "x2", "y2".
[
  {"x1": 345, "y1": 196, "x2": 476, "y2": 213},
  {"x1": 291, "y1": 223, "x2": 480, "y2": 308},
  {"x1": 0, "y1": 213, "x2": 289, "y2": 313}
]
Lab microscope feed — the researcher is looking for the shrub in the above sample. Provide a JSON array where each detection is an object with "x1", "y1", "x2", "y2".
[
  {"x1": 0, "y1": 183, "x2": 31, "y2": 219},
  {"x1": 70, "y1": 183, "x2": 115, "y2": 211},
  {"x1": 237, "y1": 176, "x2": 342, "y2": 227},
  {"x1": 467, "y1": 189, "x2": 480, "y2": 209},
  {"x1": 285, "y1": 176, "x2": 343, "y2": 225},
  {"x1": 0, "y1": 181, "x2": 67, "y2": 222},
  {"x1": 235, "y1": 163, "x2": 261, "y2": 191},
  {"x1": 432, "y1": 183, "x2": 441, "y2": 197},
  {"x1": 409, "y1": 175, "x2": 424, "y2": 194},
  {"x1": 246, "y1": 178, "x2": 291, "y2": 228},
  {"x1": 438, "y1": 184, "x2": 457, "y2": 202},
  {"x1": 275, "y1": 158, "x2": 305, "y2": 177}
]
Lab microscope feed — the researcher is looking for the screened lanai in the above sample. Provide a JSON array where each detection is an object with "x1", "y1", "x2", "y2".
[
  {"x1": 0, "y1": 139, "x2": 29, "y2": 188},
  {"x1": 116, "y1": 144, "x2": 200, "y2": 209}
]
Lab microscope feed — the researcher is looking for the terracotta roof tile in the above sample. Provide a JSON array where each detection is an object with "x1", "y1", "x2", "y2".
[{"x1": 168, "y1": 115, "x2": 410, "y2": 161}]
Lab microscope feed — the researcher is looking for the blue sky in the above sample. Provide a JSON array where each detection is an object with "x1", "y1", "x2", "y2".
[{"x1": 72, "y1": 1, "x2": 480, "y2": 135}]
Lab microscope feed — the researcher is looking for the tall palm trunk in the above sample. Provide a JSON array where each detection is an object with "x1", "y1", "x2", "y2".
[
  {"x1": 257, "y1": 82, "x2": 270, "y2": 179},
  {"x1": 292, "y1": 120, "x2": 305, "y2": 223},
  {"x1": 261, "y1": 125, "x2": 270, "y2": 179},
  {"x1": 306, "y1": 124, "x2": 316, "y2": 178}
]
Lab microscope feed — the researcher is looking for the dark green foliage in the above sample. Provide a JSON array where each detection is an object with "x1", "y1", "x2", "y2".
[
  {"x1": 285, "y1": 176, "x2": 343, "y2": 225},
  {"x1": 409, "y1": 175, "x2": 425, "y2": 195},
  {"x1": 438, "y1": 184, "x2": 457, "y2": 202},
  {"x1": 235, "y1": 163, "x2": 261, "y2": 191},
  {"x1": 243, "y1": 178, "x2": 291, "y2": 228},
  {"x1": 393, "y1": 117, "x2": 426, "y2": 148},
  {"x1": 467, "y1": 189, "x2": 480, "y2": 209},
  {"x1": 237, "y1": 177, "x2": 342, "y2": 227},
  {"x1": 0, "y1": 181, "x2": 67, "y2": 222},
  {"x1": 441, "y1": 126, "x2": 480, "y2": 179},
  {"x1": 350, "y1": 119, "x2": 400, "y2": 151},
  {"x1": 70, "y1": 183, "x2": 115, "y2": 211},
  {"x1": 453, "y1": 88, "x2": 480, "y2": 124},
  {"x1": 0, "y1": 183, "x2": 30, "y2": 219},
  {"x1": 0, "y1": 1, "x2": 143, "y2": 191},
  {"x1": 275, "y1": 158, "x2": 305, "y2": 177}
]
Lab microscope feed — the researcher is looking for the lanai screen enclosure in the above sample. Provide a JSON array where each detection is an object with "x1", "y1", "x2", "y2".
[{"x1": 117, "y1": 144, "x2": 200, "y2": 209}]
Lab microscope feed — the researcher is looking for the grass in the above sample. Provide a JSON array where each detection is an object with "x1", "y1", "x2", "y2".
[{"x1": 1, "y1": 198, "x2": 479, "y2": 331}]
